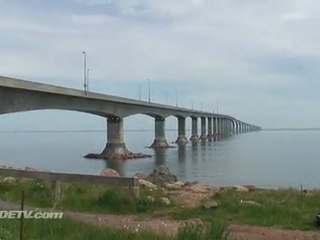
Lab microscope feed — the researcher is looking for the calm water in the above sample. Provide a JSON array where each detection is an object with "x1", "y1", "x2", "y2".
[{"x1": 0, "y1": 130, "x2": 320, "y2": 189}]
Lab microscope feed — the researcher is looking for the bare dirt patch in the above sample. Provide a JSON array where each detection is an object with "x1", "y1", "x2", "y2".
[{"x1": 230, "y1": 224, "x2": 320, "y2": 240}]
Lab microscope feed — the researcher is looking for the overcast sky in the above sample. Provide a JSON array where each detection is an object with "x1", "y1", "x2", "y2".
[{"x1": 1, "y1": 0, "x2": 320, "y2": 130}]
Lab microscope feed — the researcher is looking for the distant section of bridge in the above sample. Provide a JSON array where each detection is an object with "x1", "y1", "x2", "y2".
[{"x1": 0, "y1": 76, "x2": 261, "y2": 156}]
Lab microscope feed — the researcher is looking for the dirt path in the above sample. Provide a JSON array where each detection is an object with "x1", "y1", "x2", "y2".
[
  {"x1": 66, "y1": 211, "x2": 320, "y2": 240},
  {"x1": 229, "y1": 225, "x2": 320, "y2": 240}
]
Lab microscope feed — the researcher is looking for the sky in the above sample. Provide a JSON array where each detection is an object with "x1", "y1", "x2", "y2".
[{"x1": 1, "y1": 0, "x2": 320, "y2": 130}]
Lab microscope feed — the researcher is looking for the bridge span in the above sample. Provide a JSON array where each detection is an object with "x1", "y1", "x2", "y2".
[{"x1": 0, "y1": 76, "x2": 261, "y2": 158}]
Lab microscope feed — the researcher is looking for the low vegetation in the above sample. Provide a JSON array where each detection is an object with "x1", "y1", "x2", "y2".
[
  {"x1": 1, "y1": 177, "x2": 320, "y2": 234},
  {"x1": 0, "y1": 217, "x2": 232, "y2": 240},
  {"x1": 0, "y1": 178, "x2": 170, "y2": 214},
  {"x1": 170, "y1": 188, "x2": 320, "y2": 230}
]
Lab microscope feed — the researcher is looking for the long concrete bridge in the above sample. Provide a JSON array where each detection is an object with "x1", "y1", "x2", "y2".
[{"x1": 0, "y1": 76, "x2": 261, "y2": 157}]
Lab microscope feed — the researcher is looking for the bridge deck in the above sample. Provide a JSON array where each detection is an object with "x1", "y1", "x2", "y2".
[{"x1": 0, "y1": 75, "x2": 224, "y2": 118}]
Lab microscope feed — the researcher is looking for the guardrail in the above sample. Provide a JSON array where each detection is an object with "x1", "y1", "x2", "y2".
[{"x1": 0, "y1": 168, "x2": 139, "y2": 200}]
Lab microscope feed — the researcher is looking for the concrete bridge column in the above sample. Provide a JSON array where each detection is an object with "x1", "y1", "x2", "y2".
[
  {"x1": 200, "y1": 117, "x2": 207, "y2": 140},
  {"x1": 213, "y1": 117, "x2": 217, "y2": 135},
  {"x1": 151, "y1": 116, "x2": 169, "y2": 148},
  {"x1": 236, "y1": 121, "x2": 239, "y2": 134},
  {"x1": 190, "y1": 117, "x2": 199, "y2": 143},
  {"x1": 175, "y1": 117, "x2": 188, "y2": 146},
  {"x1": 231, "y1": 120, "x2": 236, "y2": 135},
  {"x1": 221, "y1": 118, "x2": 225, "y2": 135},
  {"x1": 216, "y1": 117, "x2": 221, "y2": 135},
  {"x1": 226, "y1": 119, "x2": 230, "y2": 135},
  {"x1": 102, "y1": 116, "x2": 129, "y2": 155},
  {"x1": 207, "y1": 117, "x2": 213, "y2": 139},
  {"x1": 230, "y1": 120, "x2": 233, "y2": 135}
]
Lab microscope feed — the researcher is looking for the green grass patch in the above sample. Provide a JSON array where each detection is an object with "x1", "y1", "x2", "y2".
[
  {"x1": 0, "y1": 217, "x2": 233, "y2": 240},
  {"x1": 0, "y1": 179, "x2": 170, "y2": 214},
  {"x1": 0, "y1": 179, "x2": 52, "y2": 207},
  {"x1": 169, "y1": 188, "x2": 320, "y2": 230},
  {"x1": 2, "y1": 178, "x2": 320, "y2": 231},
  {"x1": 0, "y1": 217, "x2": 171, "y2": 240}
]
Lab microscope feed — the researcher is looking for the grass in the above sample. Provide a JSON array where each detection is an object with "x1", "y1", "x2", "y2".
[
  {"x1": 169, "y1": 188, "x2": 320, "y2": 230},
  {"x1": 0, "y1": 217, "x2": 232, "y2": 240},
  {"x1": 0, "y1": 179, "x2": 52, "y2": 207},
  {"x1": 176, "y1": 221, "x2": 233, "y2": 240},
  {"x1": 1, "y1": 178, "x2": 320, "y2": 231},
  {"x1": 0, "y1": 178, "x2": 170, "y2": 214},
  {"x1": 0, "y1": 217, "x2": 168, "y2": 240}
]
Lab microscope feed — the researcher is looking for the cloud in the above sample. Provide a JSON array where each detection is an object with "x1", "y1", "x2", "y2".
[{"x1": 1, "y1": 0, "x2": 320, "y2": 128}]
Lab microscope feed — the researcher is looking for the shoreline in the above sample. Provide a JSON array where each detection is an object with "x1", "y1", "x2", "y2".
[{"x1": 0, "y1": 164, "x2": 317, "y2": 191}]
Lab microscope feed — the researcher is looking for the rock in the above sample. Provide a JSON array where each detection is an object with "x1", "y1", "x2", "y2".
[
  {"x1": 85, "y1": 152, "x2": 152, "y2": 160},
  {"x1": 234, "y1": 185, "x2": 249, "y2": 192},
  {"x1": 2, "y1": 177, "x2": 16, "y2": 183},
  {"x1": 240, "y1": 199, "x2": 262, "y2": 207},
  {"x1": 183, "y1": 181, "x2": 199, "y2": 187},
  {"x1": 156, "y1": 165, "x2": 171, "y2": 175},
  {"x1": 160, "y1": 197, "x2": 171, "y2": 206},
  {"x1": 203, "y1": 200, "x2": 218, "y2": 209},
  {"x1": 165, "y1": 181, "x2": 184, "y2": 190},
  {"x1": 188, "y1": 183, "x2": 220, "y2": 194},
  {"x1": 134, "y1": 172, "x2": 149, "y2": 180},
  {"x1": 243, "y1": 185, "x2": 257, "y2": 192},
  {"x1": 189, "y1": 184, "x2": 209, "y2": 193},
  {"x1": 147, "y1": 196, "x2": 155, "y2": 203},
  {"x1": 138, "y1": 179, "x2": 158, "y2": 190},
  {"x1": 25, "y1": 167, "x2": 38, "y2": 171},
  {"x1": 147, "y1": 165, "x2": 177, "y2": 187},
  {"x1": 168, "y1": 190, "x2": 207, "y2": 208},
  {"x1": 100, "y1": 168, "x2": 120, "y2": 177}
]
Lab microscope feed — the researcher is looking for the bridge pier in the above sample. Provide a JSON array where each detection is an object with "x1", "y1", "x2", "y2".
[
  {"x1": 217, "y1": 117, "x2": 222, "y2": 135},
  {"x1": 240, "y1": 122, "x2": 244, "y2": 133},
  {"x1": 175, "y1": 117, "x2": 188, "y2": 146},
  {"x1": 151, "y1": 116, "x2": 169, "y2": 148},
  {"x1": 235, "y1": 121, "x2": 239, "y2": 134},
  {"x1": 213, "y1": 117, "x2": 217, "y2": 136},
  {"x1": 207, "y1": 117, "x2": 213, "y2": 140},
  {"x1": 190, "y1": 117, "x2": 199, "y2": 143},
  {"x1": 225, "y1": 118, "x2": 229, "y2": 135},
  {"x1": 200, "y1": 117, "x2": 207, "y2": 141},
  {"x1": 101, "y1": 116, "x2": 129, "y2": 155}
]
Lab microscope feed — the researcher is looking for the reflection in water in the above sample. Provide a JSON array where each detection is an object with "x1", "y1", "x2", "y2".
[
  {"x1": 5, "y1": 130, "x2": 320, "y2": 188},
  {"x1": 105, "y1": 159, "x2": 124, "y2": 176},
  {"x1": 153, "y1": 148, "x2": 167, "y2": 166},
  {"x1": 200, "y1": 141, "x2": 207, "y2": 148},
  {"x1": 191, "y1": 143, "x2": 199, "y2": 162},
  {"x1": 214, "y1": 136, "x2": 221, "y2": 142},
  {"x1": 206, "y1": 140, "x2": 214, "y2": 151},
  {"x1": 178, "y1": 146, "x2": 186, "y2": 162},
  {"x1": 177, "y1": 146, "x2": 187, "y2": 176}
]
